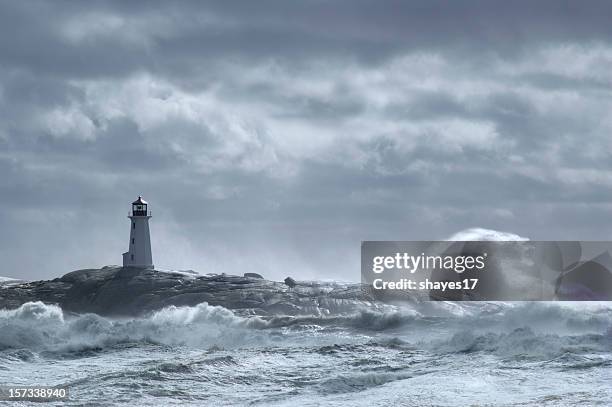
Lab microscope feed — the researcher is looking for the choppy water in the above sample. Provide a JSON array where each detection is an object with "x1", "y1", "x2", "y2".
[{"x1": 0, "y1": 300, "x2": 611, "y2": 406}]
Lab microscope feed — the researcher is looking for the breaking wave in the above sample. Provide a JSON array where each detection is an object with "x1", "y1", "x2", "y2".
[
  {"x1": 0, "y1": 301, "x2": 268, "y2": 353},
  {"x1": 0, "y1": 301, "x2": 610, "y2": 360},
  {"x1": 431, "y1": 326, "x2": 612, "y2": 359}
]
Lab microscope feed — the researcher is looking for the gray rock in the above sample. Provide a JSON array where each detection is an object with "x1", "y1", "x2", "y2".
[
  {"x1": 243, "y1": 272, "x2": 264, "y2": 279},
  {"x1": 284, "y1": 277, "x2": 297, "y2": 288},
  {"x1": 0, "y1": 267, "x2": 378, "y2": 317}
]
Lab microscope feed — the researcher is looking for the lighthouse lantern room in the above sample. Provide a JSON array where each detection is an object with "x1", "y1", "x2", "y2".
[{"x1": 122, "y1": 196, "x2": 154, "y2": 269}]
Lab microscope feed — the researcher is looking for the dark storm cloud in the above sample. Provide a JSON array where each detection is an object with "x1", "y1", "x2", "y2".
[
  {"x1": 1, "y1": 0, "x2": 612, "y2": 280},
  {"x1": 3, "y1": 1, "x2": 612, "y2": 78}
]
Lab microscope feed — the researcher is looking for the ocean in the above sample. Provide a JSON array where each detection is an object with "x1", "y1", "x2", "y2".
[{"x1": 0, "y1": 300, "x2": 610, "y2": 406}]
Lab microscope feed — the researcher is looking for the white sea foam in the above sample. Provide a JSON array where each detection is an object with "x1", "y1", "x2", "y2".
[
  {"x1": 1, "y1": 300, "x2": 609, "y2": 356},
  {"x1": 1, "y1": 301, "x2": 611, "y2": 405},
  {"x1": 0, "y1": 301, "x2": 269, "y2": 352},
  {"x1": 446, "y1": 227, "x2": 529, "y2": 241}
]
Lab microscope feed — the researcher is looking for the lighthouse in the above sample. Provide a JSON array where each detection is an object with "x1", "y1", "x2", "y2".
[{"x1": 122, "y1": 196, "x2": 154, "y2": 269}]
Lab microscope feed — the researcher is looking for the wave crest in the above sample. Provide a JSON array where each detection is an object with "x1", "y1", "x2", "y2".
[{"x1": 0, "y1": 301, "x2": 268, "y2": 353}]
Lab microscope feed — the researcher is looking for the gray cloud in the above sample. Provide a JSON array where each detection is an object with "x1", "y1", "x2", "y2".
[{"x1": 2, "y1": 1, "x2": 612, "y2": 281}]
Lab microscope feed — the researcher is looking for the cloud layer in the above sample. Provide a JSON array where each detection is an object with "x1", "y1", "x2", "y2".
[{"x1": 2, "y1": 1, "x2": 612, "y2": 280}]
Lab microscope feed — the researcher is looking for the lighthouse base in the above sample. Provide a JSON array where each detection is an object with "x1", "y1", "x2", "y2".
[{"x1": 122, "y1": 252, "x2": 154, "y2": 269}]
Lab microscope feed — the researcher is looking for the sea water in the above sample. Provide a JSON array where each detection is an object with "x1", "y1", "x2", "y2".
[{"x1": 0, "y1": 299, "x2": 610, "y2": 406}]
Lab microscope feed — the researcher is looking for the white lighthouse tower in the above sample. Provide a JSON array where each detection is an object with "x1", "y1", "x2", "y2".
[{"x1": 122, "y1": 196, "x2": 154, "y2": 269}]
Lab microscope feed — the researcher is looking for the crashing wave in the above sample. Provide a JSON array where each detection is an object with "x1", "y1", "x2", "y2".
[
  {"x1": 0, "y1": 300, "x2": 610, "y2": 359},
  {"x1": 0, "y1": 301, "x2": 269, "y2": 352}
]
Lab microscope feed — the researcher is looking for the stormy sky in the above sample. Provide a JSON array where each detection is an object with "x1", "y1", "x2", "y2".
[{"x1": 2, "y1": 1, "x2": 612, "y2": 281}]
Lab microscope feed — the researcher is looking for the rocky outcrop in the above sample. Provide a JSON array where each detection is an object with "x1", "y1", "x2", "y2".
[
  {"x1": 284, "y1": 277, "x2": 297, "y2": 288},
  {"x1": 0, "y1": 266, "x2": 377, "y2": 317}
]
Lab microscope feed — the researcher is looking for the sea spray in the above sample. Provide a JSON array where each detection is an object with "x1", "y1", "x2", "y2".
[
  {"x1": 0, "y1": 301, "x2": 611, "y2": 405},
  {"x1": 0, "y1": 302, "x2": 270, "y2": 353}
]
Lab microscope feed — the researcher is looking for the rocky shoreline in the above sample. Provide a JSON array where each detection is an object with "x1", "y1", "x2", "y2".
[{"x1": 0, "y1": 266, "x2": 379, "y2": 317}]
